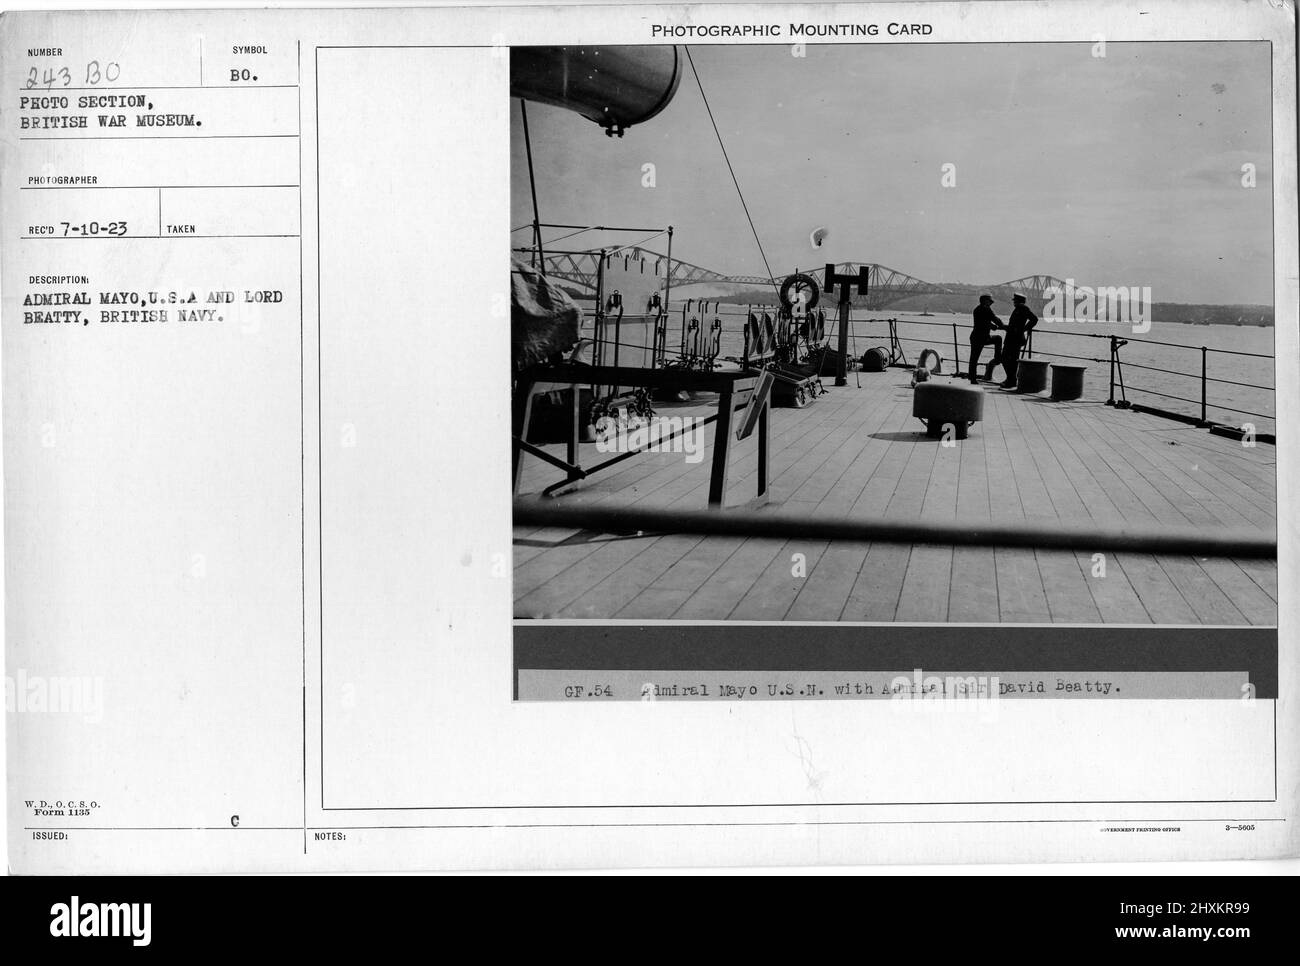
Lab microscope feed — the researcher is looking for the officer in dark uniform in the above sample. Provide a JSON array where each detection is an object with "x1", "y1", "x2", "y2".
[
  {"x1": 968, "y1": 294, "x2": 1004, "y2": 384},
  {"x1": 1000, "y1": 294, "x2": 1039, "y2": 388}
]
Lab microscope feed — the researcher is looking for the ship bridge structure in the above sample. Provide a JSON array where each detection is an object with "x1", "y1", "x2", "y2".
[{"x1": 520, "y1": 248, "x2": 1070, "y2": 313}]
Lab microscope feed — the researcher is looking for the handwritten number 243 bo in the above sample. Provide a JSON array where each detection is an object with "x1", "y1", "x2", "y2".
[{"x1": 26, "y1": 61, "x2": 121, "y2": 90}]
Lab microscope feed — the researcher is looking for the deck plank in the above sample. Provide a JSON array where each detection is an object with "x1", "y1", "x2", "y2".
[
  {"x1": 514, "y1": 369, "x2": 1276, "y2": 623},
  {"x1": 613, "y1": 585, "x2": 698, "y2": 621},
  {"x1": 730, "y1": 540, "x2": 828, "y2": 620},
  {"x1": 1153, "y1": 557, "x2": 1247, "y2": 624},
  {"x1": 993, "y1": 548, "x2": 1052, "y2": 622},
  {"x1": 1232, "y1": 558, "x2": 1279, "y2": 604},
  {"x1": 883, "y1": 418, "x2": 953, "y2": 619},
  {"x1": 1158, "y1": 431, "x2": 1276, "y2": 518},
  {"x1": 1082, "y1": 408, "x2": 1260, "y2": 529},
  {"x1": 1051, "y1": 407, "x2": 1159, "y2": 525},
  {"x1": 895, "y1": 545, "x2": 954, "y2": 622},
  {"x1": 514, "y1": 533, "x2": 664, "y2": 618},
  {"x1": 813, "y1": 397, "x2": 910, "y2": 515},
  {"x1": 842, "y1": 543, "x2": 911, "y2": 621},
  {"x1": 1110, "y1": 553, "x2": 1200, "y2": 624},
  {"x1": 516, "y1": 395, "x2": 810, "y2": 611},
  {"x1": 786, "y1": 543, "x2": 871, "y2": 621},
  {"x1": 982, "y1": 387, "x2": 1051, "y2": 621},
  {"x1": 633, "y1": 535, "x2": 745, "y2": 598},
  {"x1": 946, "y1": 414, "x2": 999, "y2": 621},
  {"x1": 1072, "y1": 551, "x2": 1152, "y2": 624},
  {"x1": 947, "y1": 547, "x2": 1000, "y2": 622},
  {"x1": 1193, "y1": 558, "x2": 1277, "y2": 625},
  {"x1": 1035, "y1": 551, "x2": 1103, "y2": 623},
  {"x1": 556, "y1": 534, "x2": 704, "y2": 619},
  {"x1": 675, "y1": 537, "x2": 791, "y2": 619},
  {"x1": 1064, "y1": 406, "x2": 1204, "y2": 526},
  {"x1": 1011, "y1": 398, "x2": 1094, "y2": 522}
]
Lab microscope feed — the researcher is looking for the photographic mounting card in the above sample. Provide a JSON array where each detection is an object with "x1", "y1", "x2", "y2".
[{"x1": 1, "y1": 0, "x2": 1296, "y2": 873}]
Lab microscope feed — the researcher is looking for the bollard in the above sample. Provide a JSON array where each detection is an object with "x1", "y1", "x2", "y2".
[
  {"x1": 1015, "y1": 358, "x2": 1050, "y2": 394},
  {"x1": 1049, "y1": 363, "x2": 1086, "y2": 401}
]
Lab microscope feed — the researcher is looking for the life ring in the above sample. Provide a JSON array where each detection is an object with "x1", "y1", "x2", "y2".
[
  {"x1": 917, "y1": 348, "x2": 943, "y2": 374},
  {"x1": 778, "y1": 273, "x2": 820, "y2": 311}
]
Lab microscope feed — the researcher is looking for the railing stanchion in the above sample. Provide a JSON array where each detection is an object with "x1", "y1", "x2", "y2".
[
  {"x1": 1107, "y1": 336, "x2": 1116, "y2": 405},
  {"x1": 1200, "y1": 345, "x2": 1208, "y2": 426},
  {"x1": 873, "y1": 320, "x2": 1267, "y2": 432}
]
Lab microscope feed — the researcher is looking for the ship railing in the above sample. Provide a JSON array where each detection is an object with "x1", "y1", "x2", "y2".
[
  {"x1": 850, "y1": 315, "x2": 1275, "y2": 442},
  {"x1": 564, "y1": 304, "x2": 1274, "y2": 441}
]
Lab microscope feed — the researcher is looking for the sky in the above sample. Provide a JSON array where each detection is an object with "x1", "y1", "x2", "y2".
[{"x1": 510, "y1": 42, "x2": 1274, "y2": 305}]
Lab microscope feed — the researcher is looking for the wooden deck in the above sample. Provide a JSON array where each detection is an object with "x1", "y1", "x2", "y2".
[{"x1": 513, "y1": 370, "x2": 1277, "y2": 624}]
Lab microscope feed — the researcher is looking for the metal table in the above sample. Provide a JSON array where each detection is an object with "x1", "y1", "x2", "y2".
[{"x1": 512, "y1": 364, "x2": 769, "y2": 508}]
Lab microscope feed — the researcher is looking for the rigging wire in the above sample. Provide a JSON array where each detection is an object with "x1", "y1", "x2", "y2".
[
  {"x1": 684, "y1": 46, "x2": 781, "y2": 297},
  {"x1": 513, "y1": 224, "x2": 666, "y2": 255},
  {"x1": 538, "y1": 225, "x2": 603, "y2": 247},
  {"x1": 605, "y1": 229, "x2": 670, "y2": 257}
]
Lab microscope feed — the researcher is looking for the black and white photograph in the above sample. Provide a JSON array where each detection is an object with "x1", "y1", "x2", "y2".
[
  {"x1": 511, "y1": 40, "x2": 1278, "y2": 628},
  {"x1": 2, "y1": 1, "x2": 1296, "y2": 883}
]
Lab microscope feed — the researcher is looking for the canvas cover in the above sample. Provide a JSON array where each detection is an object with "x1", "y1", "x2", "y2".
[{"x1": 511, "y1": 257, "x2": 582, "y2": 367}]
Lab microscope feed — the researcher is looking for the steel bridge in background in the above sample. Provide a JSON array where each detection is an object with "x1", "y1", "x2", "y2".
[{"x1": 516, "y1": 248, "x2": 1071, "y2": 312}]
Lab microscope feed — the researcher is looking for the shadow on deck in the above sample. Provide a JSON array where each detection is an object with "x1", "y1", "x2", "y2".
[{"x1": 513, "y1": 369, "x2": 1277, "y2": 624}]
